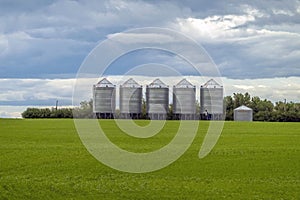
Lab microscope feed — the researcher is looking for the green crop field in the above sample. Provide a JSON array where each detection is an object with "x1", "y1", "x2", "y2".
[{"x1": 0, "y1": 119, "x2": 299, "y2": 199}]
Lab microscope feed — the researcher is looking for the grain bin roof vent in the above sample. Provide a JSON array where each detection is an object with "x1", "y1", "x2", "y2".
[
  {"x1": 201, "y1": 79, "x2": 222, "y2": 88},
  {"x1": 174, "y1": 78, "x2": 195, "y2": 88},
  {"x1": 121, "y1": 78, "x2": 142, "y2": 88},
  {"x1": 234, "y1": 105, "x2": 252, "y2": 111},
  {"x1": 148, "y1": 78, "x2": 168, "y2": 88},
  {"x1": 94, "y1": 78, "x2": 115, "y2": 88}
]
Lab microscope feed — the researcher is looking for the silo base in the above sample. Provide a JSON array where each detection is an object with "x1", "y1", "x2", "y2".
[
  {"x1": 95, "y1": 113, "x2": 114, "y2": 119},
  {"x1": 119, "y1": 113, "x2": 142, "y2": 119},
  {"x1": 200, "y1": 113, "x2": 224, "y2": 120},
  {"x1": 147, "y1": 113, "x2": 167, "y2": 120},
  {"x1": 173, "y1": 114, "x2": 197, "y2": 120}
]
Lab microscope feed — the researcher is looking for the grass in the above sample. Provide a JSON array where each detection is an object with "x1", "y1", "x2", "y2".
[{"x1": 0, "y1": 119, "x2": 299, "y2": 199}]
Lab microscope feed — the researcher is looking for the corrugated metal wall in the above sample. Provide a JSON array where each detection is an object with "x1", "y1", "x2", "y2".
[{"x1": 234, "y1": 109, "x2": 253, "y2": 121}]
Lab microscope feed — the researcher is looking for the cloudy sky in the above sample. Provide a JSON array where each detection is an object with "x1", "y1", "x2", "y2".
[{"x1": 0, "y1": 0, "x2": 300, "y2": 117}]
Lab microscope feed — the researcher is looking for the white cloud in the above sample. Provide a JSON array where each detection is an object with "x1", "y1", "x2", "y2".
[
  {"x1": 0, "y1": 0, "x2": 299, "y2": 80},
  {"x1": 174, "y1": 15, "x2": 256, "y2": 42},
  {"x1": 171, "y1": 10, "x2": 300, "y2": 78},
  {"x1": 2, "y1": 76, "x2": 300, "y2": 104},
  {"x1": 173, "y1": 13, "x2": 300, "y2": 43},
  {"x1": 242, "y1": 5, "x2": 267, "y2": 18},
  {"x1": 0, "y1": 105, "x2": 75, "y2": 118},
  {"x1": 223, "y1": 76, "x2": 300, "y2": 102},
  {"x1": 232, "y1": 85, "x2": 255, "y2": 90},
  {"x1": 272, "y1": 9, "x2": 294, "y2": 16},
  {"x1": 107, "y1": 32, "x2": 176, "y2": 44},
  {"x1": 258, "y1": 85, "x2": 267, "y2": 88},
  {"x1": 0, "y1": 106, "x2": 27, "y2": 118},
  {"x1": 0, "y1": 79, "x2": 74, "y2": 103}
]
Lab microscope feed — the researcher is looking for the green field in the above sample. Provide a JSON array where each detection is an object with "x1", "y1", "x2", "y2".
[{"x1": 0, "y1": 119, "x2": 299, "y2": 199}]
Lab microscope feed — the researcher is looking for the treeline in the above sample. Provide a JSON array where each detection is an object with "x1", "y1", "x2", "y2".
[
  {"x1": 22, "y1": 94, "x2": 300, "y2": 122},
  {"x1": 225, "y1": 93, "x2": 300, "y2": 122},
  {"x1": 21, "y1": 107, "x2": 73, "y2": 118},
  {"x1": 22, "y1": 100, "x2": 93, "y2": 119}
]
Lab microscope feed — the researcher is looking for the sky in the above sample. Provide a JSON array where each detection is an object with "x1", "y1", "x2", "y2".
[{"x1": 0, "y1": 0, "x2": 300, "y2": 118}]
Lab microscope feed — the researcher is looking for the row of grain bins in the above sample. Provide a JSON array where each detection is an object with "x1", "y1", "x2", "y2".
[{"x1": 93, "y1": 78, "x2": 224, "y2": 120}]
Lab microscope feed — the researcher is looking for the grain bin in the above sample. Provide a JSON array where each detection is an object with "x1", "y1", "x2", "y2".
[
  {"x1": 93, "y1": 78, "x2": 116, "y2": 119},
  {"x1": 234, "y1": 105, "x2": 253, "y2": 121},
  {"x1": 146, "y1": 79, "x2": 169, "y2": 120},
  {"x1": 200, "y1": 79, "x2": 224, "y2": 120},
  {"x1": 173, "y1": 79, "x2": 196, "y2": 120},
  {"x1": 119, "y1": 78, "x2": 142, "y2": 119}
]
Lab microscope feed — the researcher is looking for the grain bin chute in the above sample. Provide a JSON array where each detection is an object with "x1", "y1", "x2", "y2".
[
  {"x1": 119, "y1": 78, "x2": 142, "y2": 119},
  {"x1": 93, "y1": 78, "x2": 116, "y2": 119},
  {"x1": 173, "y1": 79, "x2": 196, "y2": 120},
  {"x1": 200, "y1": 79, "x2": 224, "y2": 120},
  {"x1": 146, "y1": 79, "x2": 169, "y2": 120},
  {"x1": 234, "y1": 105, "x2": 253, "y2": 121}
]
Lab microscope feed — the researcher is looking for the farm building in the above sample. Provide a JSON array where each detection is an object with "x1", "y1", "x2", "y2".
[
  {"x1": 119, "y1": 78, "x2": 143, "y2": 119},
  {"x1": 234, "y1": 105, "x2": 253, "y2": 121},
  {"x1": 173, "y1": 79, "x2": 196, "y2": 120},
  {"x1": 200, "y1": 79, "x2": 224, "y2": 120},
  {"x1": 146, "y1": 79, "x2": 169, "y2": 120},
  {"x1": 93, "y1": 78, "x2": 116, "y2": 119}
]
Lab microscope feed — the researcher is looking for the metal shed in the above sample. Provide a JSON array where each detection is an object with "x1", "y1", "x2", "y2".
[
  {"x1": 93, "y1": 78, "x2": 116, "y2": 119},
  {"x1": 200, "y1": 79, "x2": 224, "y2": 120},
  {"x1": 173, "y1": 79, "x2": 196, "y2": 120},
  {"x1": 146, "y1": 79, "x2": 169, "y2": 120},
  {"x1": 119, "y1": 78, "x2": 143, "y2": 119},
  {"x1": 234, "y1": 105, "x2": 253, "y2": 121}
]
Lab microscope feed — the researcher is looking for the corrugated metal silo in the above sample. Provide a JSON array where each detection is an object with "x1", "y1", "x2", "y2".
[
  {"x1": 146, "y1": 79, "x2": 169, "y2": 120},
  {"x1": 234, "y1": 105, "x2": 253, "y2": 121},
  {"x1": 173, "y1": 79, "x2": 196, "y2": 120},
  {"x1": 93, "y1": 78, "x2": 116, "y2": 119},
  {"x1": 119, "y1": 78, "x2": 142, "y2": 119},
  {"x1": 200, "y1": 79, "x2": 224, "y2": 120}
]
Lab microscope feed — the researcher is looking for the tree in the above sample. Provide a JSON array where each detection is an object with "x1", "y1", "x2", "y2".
[
  {"x1": 224, "y1": 96, "x2": 234, "y2": 120},
  {"x1": 73, "y1": 99, "x2": 93, "y2": 118},
  {"x1": 22, "y1": 108, "x2": 40, "y2": 118},
  {"x1": 233, "y1": 92, "x2": 251, "y2": 108},
  {"x1": 273, "y1": 101, "x2": 300, "y2": 122}
]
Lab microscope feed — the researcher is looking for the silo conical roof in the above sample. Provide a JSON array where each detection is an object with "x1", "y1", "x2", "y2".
[
  {"x1": 201, "y1": 79, "x2": 222, "y2": 88},
  {"x1": 121, "y1": 78, "x2": 142, "y2": 87},
  {"x1": 94, "y1": 78, "x2": 115, "y2": 87},
  {"x1": 174, "y1": 78, "x2": 195, "y2": 88},
  {"x1": 234, "y1": 105, "x2": 252, "y2": 111},
  {"x1": 148, "y1": 78, "x2": 168, "y2": 88}
]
